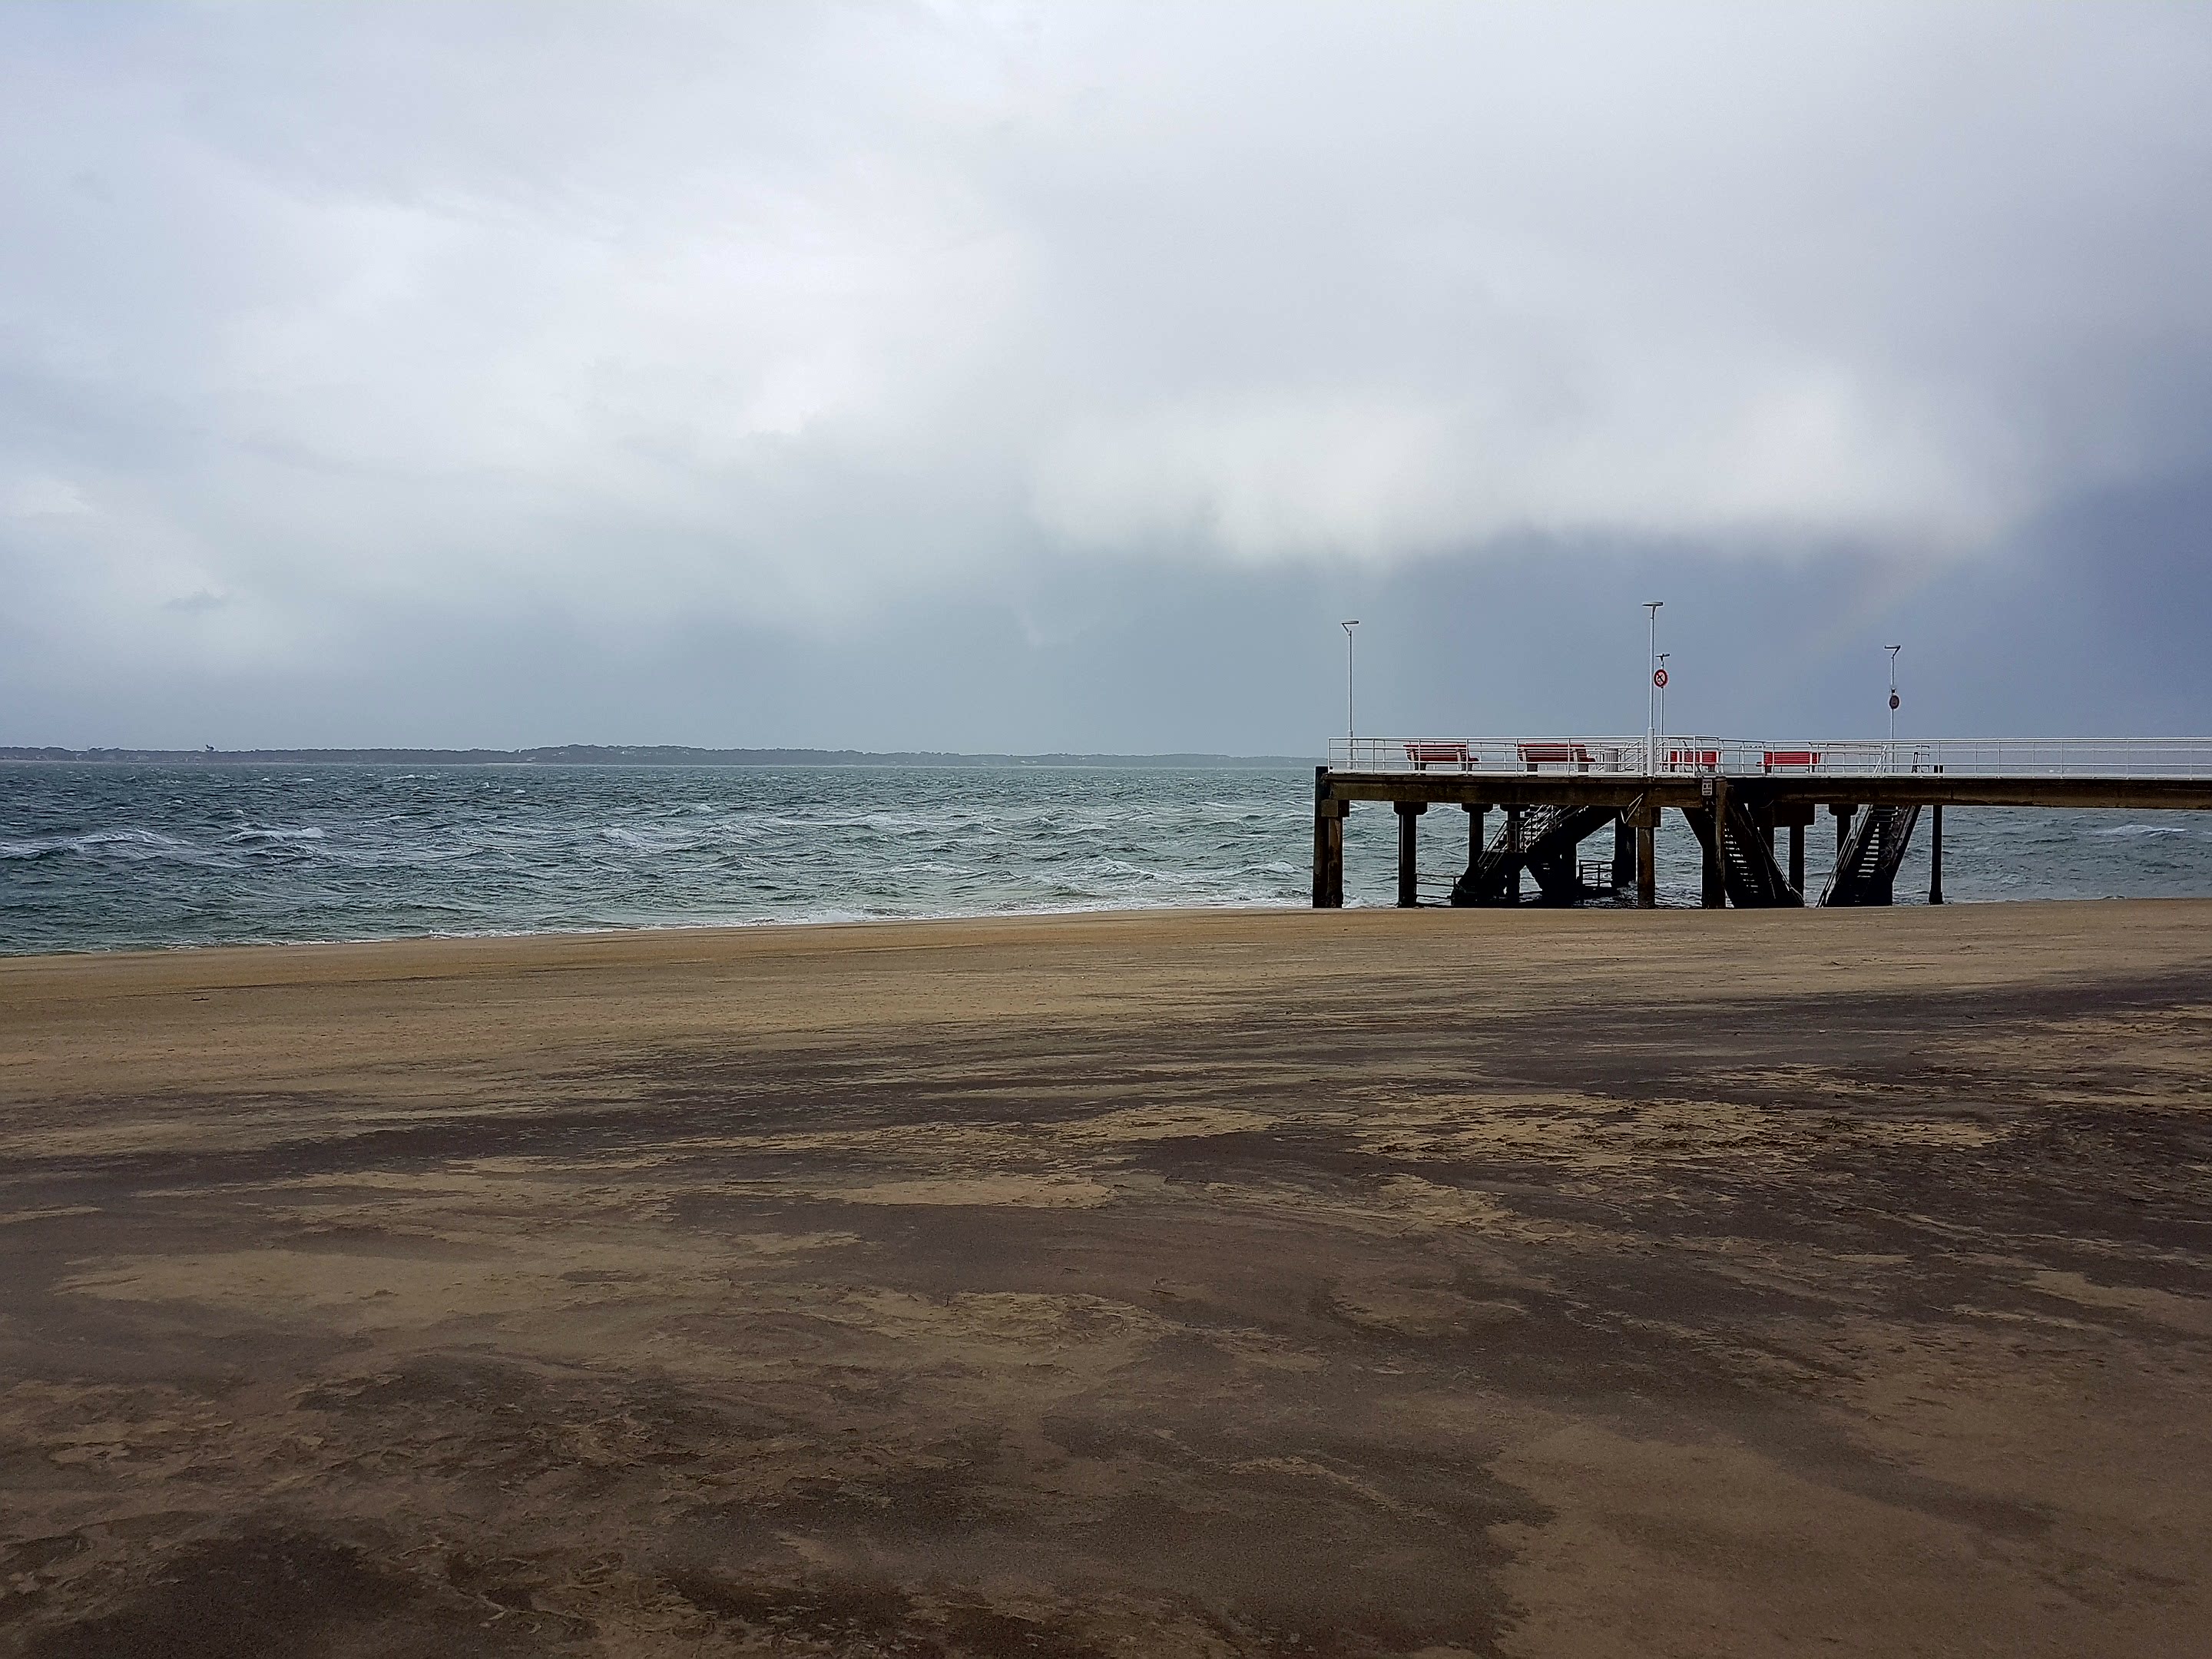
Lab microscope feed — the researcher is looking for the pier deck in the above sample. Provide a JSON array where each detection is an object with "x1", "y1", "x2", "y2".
[{"x1": 1313, "y1": 737, "x2": 2212, "y2": 909}]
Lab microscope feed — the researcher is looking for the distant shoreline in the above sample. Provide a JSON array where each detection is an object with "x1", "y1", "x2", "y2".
[{"x1": 0, "y1": 745, "x2": 1316, "y2": 770}]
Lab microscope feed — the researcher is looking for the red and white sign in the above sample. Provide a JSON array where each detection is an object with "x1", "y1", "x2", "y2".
[{"x1": 1653, "y1": 667, "x2": 1669, "y2": 688}]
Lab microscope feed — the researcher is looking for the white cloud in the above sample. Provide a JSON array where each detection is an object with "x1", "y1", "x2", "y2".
[
  {"x1": 5, "y1": 476, "x2": 91, "y2": 518},
  {"x1": 2, "y1": 0, "x2": 2209, "y2": 671}
]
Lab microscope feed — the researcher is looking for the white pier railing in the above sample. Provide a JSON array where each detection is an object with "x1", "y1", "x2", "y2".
[{"x1": 1326, "y1": 736, "x2": 2212, "y2": 779}]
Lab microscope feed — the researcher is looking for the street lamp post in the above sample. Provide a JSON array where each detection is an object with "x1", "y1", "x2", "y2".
[
  {"x1": 1341, "y1": 620, "x2": 1359, "y2": 763},
  {"x1": 1643, "y1": 601, "x2": 1663, "y2": 773}
]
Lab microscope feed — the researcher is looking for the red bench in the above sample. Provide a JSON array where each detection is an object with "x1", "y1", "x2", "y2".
[
  {"x1": 1520, "y1": 742, "x2": 1594, "y2": 772},
  {"x1": 1762, "y1": 749, "x2": 1823, "y2": 772},
  {"x1": 1403, "y1": 741, "x2": 1473, "y2": 770},
  {"x1": 1665, "y1": 747, "x2": 1720, "y2": 770}
]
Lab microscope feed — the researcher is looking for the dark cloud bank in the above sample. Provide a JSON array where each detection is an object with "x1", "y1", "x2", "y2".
[{"x1": 4, "y1": 3, "x2": 2210, "y2": 750}]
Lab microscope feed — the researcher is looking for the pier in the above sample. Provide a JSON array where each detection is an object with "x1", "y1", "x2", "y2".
[{"x1": 1312, "y1": 737, "x2": 2212, "y2": 909}]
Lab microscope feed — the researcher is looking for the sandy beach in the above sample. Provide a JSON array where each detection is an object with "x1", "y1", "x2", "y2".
[{"x1": 3, "y1": 900, "x2": 2210, "y2": 1657}]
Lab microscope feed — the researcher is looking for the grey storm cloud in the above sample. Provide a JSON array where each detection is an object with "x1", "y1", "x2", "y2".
[{"x1": 3, "y1": 2, "x2": 2211, "y2": 749}]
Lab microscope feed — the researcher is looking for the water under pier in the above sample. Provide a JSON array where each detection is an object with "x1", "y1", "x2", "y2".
[{"x1": 1312, "y1": 737, "x2": 2212, "y2": 909}]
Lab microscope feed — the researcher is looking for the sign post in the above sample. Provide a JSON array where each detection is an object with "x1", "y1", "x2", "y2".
[
  {"x1": 1643, "y1": 601, "x2": 1664, "y2": 773},
  {"x1": 1886, "y1": 644, "x2": 1902, "y2": 773}
]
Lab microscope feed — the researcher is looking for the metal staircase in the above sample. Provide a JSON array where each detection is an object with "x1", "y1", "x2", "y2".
[
  {"x1": 1683, "y1": 798, "x2": 1804, "y2": 907},
  {"x1": 1820, "y1": 804, "x2": 1921, "y2": 906},
  {"x1": 1451, "y1": 804, "x2": 1619, "y2": 906}
]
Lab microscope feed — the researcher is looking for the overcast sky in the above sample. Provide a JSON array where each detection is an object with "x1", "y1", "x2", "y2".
[{"x1": 5, "y1": 2, "x2": 2211, "y2": 751}]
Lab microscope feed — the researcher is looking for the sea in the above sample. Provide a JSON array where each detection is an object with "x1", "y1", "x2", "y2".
[{"x1": 5, "y1": 763, "x2": 2212, "y2": 955}]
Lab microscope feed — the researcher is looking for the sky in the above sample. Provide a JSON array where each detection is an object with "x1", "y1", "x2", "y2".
[{"x1": 5, "y1": 1, "x2": 2211, "y2": 753}]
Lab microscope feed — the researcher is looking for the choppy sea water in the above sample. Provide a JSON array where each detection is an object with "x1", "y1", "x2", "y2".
[{"x1": 5, "y1": 763, "x2": 2212, "y2": 954}]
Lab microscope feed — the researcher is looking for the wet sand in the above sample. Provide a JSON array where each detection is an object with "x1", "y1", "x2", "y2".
[{"x1": 2, "y1": 900, "x2": 2210, "y2": 1657}]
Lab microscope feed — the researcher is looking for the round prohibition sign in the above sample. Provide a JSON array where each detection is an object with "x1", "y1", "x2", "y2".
[{"x1": 1653, "y1": 667, "x2": 1669, "y2": 688}]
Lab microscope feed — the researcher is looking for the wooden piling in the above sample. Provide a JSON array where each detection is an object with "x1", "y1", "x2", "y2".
[
  {"x1": 1634, "y1": 808, "x2": 1657, "y2": 909},
  {"x1": 1395, "y1": 802, "x2": 1425, "y2": 908},
  {"x1": 1788, "y1": 823, "x2": 1805, "y2": 895},
  {"x1": 1311, "y1": 769, "x2": 1346, "y2": 909},
  {"x1": 1701, "y1": 783, "x2": 1728, "y2": 909},
  {"x1": 1506, "y1": 806, "x2": 1525, "y2": 905},
  {"x1": 1929, "y1": 804, "x2": 1945, "y2": 905}
]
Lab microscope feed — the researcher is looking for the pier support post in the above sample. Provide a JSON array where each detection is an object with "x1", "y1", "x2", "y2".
[
  {"x1": 1465, "y1": 804, "x2": 1487, "y2": 869},
  {"x1": 1506, "y1": 806, "x2": 1525, "y2": 905},
  {"x1": 1763, "y1": 802, "x2": 1816, "y2": 899},
  {"x1": 1634, "y1": 808, "x2": 1658, "y2": 909},
  {"x1": 1611, "y1": 818, "x2": 1635, "y2": 889},
  {"x1": 1929, "y1": 805, "x2": 1945, "y2": 905},
  {"x1": 1395, "y1": 802, "x2": 1426, "y2": 908},
  {"x1": 1311, "y1": 769, "x2": 1348, "y2": 909},
  {"x1": 1700, "y1": 781, "x2": 1728, "y2": 909},
  {"x1": 1824, "y1": 803, "x2": 1855, "y2": 906}
]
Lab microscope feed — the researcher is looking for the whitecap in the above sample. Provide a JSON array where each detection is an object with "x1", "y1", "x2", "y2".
[
  {"x1": 2, "y1": 827, "x2": 189, "y2": 859},
  {"x1": 598, "y1": 825, "x2": 701, "y2": 853}
]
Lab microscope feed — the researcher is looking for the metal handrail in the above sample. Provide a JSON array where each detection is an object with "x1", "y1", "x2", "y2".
[{"x1": 1325, "y1": 736, "x2": 2212, "y2": 779}]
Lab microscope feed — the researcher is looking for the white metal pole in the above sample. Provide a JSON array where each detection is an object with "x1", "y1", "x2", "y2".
[
  {"x1": 1644, "y1": 601, "x2": 1662, "y2": 773},
  {"x1": 1341, "y1": 620, "x2": 1359, "y2": 762},
  {"x1": 1886, "y1": 644, "x2": 1902, "y2": 773}
]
